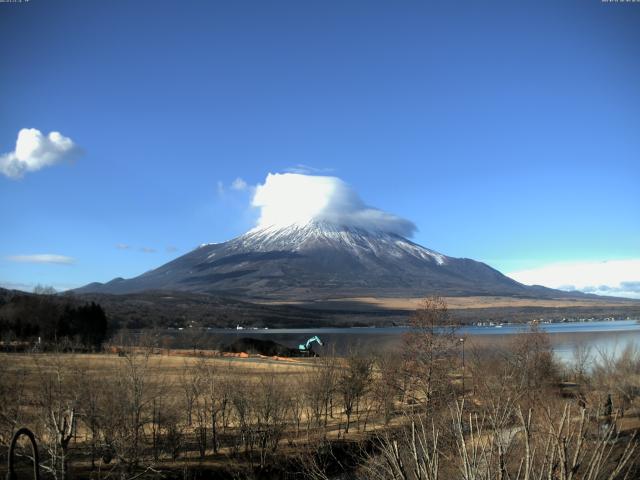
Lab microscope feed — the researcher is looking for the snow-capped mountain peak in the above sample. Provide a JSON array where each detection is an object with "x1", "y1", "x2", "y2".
[
  {"x1": 236, "y1": 220, "x2": 447, "y2": 265},
  {"x1": 75, "y1": 219, "x2": 528, "y2": 299}
]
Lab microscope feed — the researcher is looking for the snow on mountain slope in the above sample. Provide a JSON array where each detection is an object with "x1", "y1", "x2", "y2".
[
  {"x1": 75, "y1": 220, "x2": 531, "y2": 299},
  {"x1": 228, "y1": 222, "x2": 446, "y2": 264}
]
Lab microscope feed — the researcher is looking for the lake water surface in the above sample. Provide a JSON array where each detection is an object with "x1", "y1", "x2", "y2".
[{"x1": 202, "y1": 320, "x2": 640, "y2": 364}]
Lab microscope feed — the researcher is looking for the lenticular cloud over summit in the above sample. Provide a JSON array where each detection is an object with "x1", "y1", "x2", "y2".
[{"x1": 251, "y1": 173, "x2": 416, "y2": 237}]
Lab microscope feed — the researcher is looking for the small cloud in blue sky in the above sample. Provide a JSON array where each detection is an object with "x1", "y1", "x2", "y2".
[
  {"x1": 6, "y1": 254, "x2": 75, "y2": 265},
  {"x1": 0, "y1": 280, "x2": 39, "y2": 291},
  {"x1": 231, "y1": 177, "x2": 248, "y2": 191},
  {"x1": 216, "y1": 180, "x2": 225, "y2": 196},
  {"x1": 217, "y1": 177, "x2": 254, "y2": 197},
  {"x1": 284, "y1": 164, "x2": 334, "y2": 175},
  {"x1": 1, "y1": 280, "x2": 79, "y2": 293},
  {"x1": 0, "y1": 128, "x2": 81, "y2": 179},
  {"x1": 118, "y1": 244, "x2": 176, "y2": 253}
]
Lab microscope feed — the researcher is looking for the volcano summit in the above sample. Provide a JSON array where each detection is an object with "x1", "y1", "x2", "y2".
[
  {"x1": 77, "y1": 219, "x2": 550, "y2": 299},
  {"x1": 76, "y1": 173, "x2": 577, "y2": 300}
]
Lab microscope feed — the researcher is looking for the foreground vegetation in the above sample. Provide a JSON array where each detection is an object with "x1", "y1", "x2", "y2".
[{"x1": 1, "y1": 298, "x2": 639, "y2": 479}]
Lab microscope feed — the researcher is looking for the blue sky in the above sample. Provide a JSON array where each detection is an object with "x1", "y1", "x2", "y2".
[{"x1": 1, "y1": 0, "x2": 639, "y2": 295}]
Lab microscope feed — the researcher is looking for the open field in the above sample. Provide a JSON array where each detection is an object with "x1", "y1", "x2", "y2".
[
  {"x1": 0, "y1": 349, "x2": 400, "y2": 479},
  {"x1": 3, "y1": 324, "x2": 640, "y2": 479},
  {"x1": 1, "y1": 351, "x2": 317, "y2": 385},
  {"x1": 255, "y1": 294, "x2": 640, "y2": 326},
  {"x1": 283, "y1": 295, "x2": 640, "y2": 310},
  {"x1": 342, "y1": 295, "x2": 640, "y2": 309}
]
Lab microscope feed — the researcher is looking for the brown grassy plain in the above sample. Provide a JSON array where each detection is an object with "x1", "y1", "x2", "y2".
[
  {"x1": 329, "y1": 295, "x2": 640, "y2": 309},
  {"x1": 2, "y1": 324, "x2": 640, "y2": 480}
]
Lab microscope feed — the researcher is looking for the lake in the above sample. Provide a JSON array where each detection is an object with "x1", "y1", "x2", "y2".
[{"x1": 198, "y1": 319, "x2": 640, "y2": 364}]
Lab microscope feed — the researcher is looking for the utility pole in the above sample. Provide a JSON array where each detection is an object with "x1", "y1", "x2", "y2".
[{"x1": 459, "y1": 337, "x2": 466, "y2": 396}]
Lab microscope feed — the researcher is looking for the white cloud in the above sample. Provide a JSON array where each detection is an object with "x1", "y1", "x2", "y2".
[
  {"x1": 284, "y1": 164, "x2": 334, "y2": 175},
  {"x1": 140, "y1": 247, "x2": 156, "y2": 253},
  {"x1": 231, "y1": 177, "x2": 248, "y2": 191},
  {"x1": 116, "y1": 243, "x2": 130, "y2": 250},
  {"x1": 0, "y1": 281, "x2": 37, "y2": 292},
  {"x1": 251, "y1": 173, "x2": 416, "y2": 236},
  {"x1": 0, "y1": 280, "x2": 79, "y2": 292},
  {"x1": 508, "y1": 259, "x2": 640, "y2": 299},
  {"x1": 6, "y1": 254, "x2": 75, "y2": 265},
  {"x1": 0, "y1": 128, "x2": 81, "y2": 179}
]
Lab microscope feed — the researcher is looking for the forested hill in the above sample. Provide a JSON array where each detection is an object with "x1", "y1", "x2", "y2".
[{"x1": 0, "y1": 288, "x2": 108, "y2": 347}]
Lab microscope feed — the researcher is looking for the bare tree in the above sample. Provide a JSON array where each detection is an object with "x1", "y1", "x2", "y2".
[
  {"x1": 187, "y1": 359, "x2": 209, "y2": 458},
  {"x1": 289, "y1": 388, "x2": 305, "y2": 439},
  {"x1": 230, "y1": 378, "x2": 254, "y2": 458},
  {"x1": 159, "y1": 402, "x2": 184, "y2": 461},
  {"x1": 305, "y1": 354, "x2": 339, "y2": 437},
  {"x1": 33, "y1": 284, "x2": 57, "y2": 295},
  {"x1": 403, "y1": 297, "x2": 458, "y2": 408},
  {"x1": 338, "y1": 351, "x2": 373, "y2": 434},
  {"x1": 253, "y1": 372, "x2": 289, "y2": 467},
  {"x1": 180, "y1": 362, "x2": 198, "y2": 427},
  {"x1": 361, "y1": 412, "x2": 440, "y2": 480},
  {"x1": 572, "y1": 341, "x2": 594, "y2": 384},
  {"x1": 204, "y1": 360, "x2": 233, "y2": 454},
  {"x1": 102, "y1": 350, "x2": 160, "y2": 476},
  {"x1": 34, "y1": 352, "x2": 78, "y2": 480},
  {"x1": 0, "y1": 364, "x2": 30, "y2": 447},
  {"x1": 372, "y1": 350, "x2": 405, "y2": 424},
  {"x1": 592, "y1": 344, "x2": 640, "y2": 418},
  {"x1": 75, "y1": 366, "x2": 105, "y2": 470},
  {"x1": 504, "y1": 323, "x2": 558, "y2": 403},
  {"x1": 366, "y1": 399, "x2": 638, "y2": 480},
  {"x1": 514, "y1": 404, "x2": 637, "y2": 480}
]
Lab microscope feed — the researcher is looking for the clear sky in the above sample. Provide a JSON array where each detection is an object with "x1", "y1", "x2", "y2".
[{"x1": 1, "y1": 0, "x2": 639, "y2": 296}]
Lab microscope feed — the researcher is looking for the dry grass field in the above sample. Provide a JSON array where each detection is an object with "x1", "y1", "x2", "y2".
[
  {"x1": 328, "y1": 295, "x2": 640, "y2": 310},
  {"x1": 1, "y1": 351, "x2": 317, "y2": 394},
  {"x1": 2, "y1": 322, "x2": 640, "y2": 480},
  {"x1": 1, "y1": 349, "x2": 383, "y2": 478}
]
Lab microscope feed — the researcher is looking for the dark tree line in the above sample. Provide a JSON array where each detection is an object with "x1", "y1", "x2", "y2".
[{"x1": 0, "y1": 291, "x2": 108, "y2": 348}]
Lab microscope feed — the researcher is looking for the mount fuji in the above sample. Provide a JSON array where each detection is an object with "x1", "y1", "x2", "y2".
[{"x1": 76, "y1": 220, "x2": 556, "y2": 300}]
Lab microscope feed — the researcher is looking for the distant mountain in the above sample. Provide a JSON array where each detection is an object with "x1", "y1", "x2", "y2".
[{"x1": 76, "y1": 220, "x2": 576, "y2": 300}]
